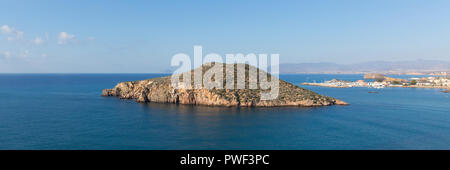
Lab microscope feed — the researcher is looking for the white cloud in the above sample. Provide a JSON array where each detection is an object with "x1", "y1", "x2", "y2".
[
  {"x1": 5, "y1": 51, "x2": 10, "y2": 59},
  {"x1": 1, "y1": 25, "x2": 13, "y2": 34},
  {"x1": 1, "y1": 51, "x2": 11, "y2": 60},
  {"x1": 1, "y1": 25, "x2": 24, "y2": 40},
  {"x1": 58, "y1": 32, "x2": 75, "y2": 45},
  {"x1": 16, "y1": 31, "x2": 23, "y2": 39},
  {"x1": 0, "y1": 49, "x2": 48, "y2": 62},
  {"x1": 32, "y1": 37, "x2": 44, "y2": 45},
  {"x1": 18, "y1": 50, "x2": 29, "y2": 59}
]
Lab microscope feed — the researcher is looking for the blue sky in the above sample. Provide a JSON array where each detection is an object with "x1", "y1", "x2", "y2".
[{"x1": 1, "y1": 0, "x2": 450, "y2": 73}]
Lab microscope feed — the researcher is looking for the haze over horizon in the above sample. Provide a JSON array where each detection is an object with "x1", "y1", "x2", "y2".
[{"x1": 1, "y1": 0, "x2": 450, "y2": 73}]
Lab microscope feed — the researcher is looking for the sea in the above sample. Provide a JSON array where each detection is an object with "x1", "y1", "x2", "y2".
[{"x1": 0, "y1": 74, "x2": 449, "y2": 150}]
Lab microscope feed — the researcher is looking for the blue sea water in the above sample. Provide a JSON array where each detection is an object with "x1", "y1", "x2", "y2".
[{"x1": 0, "y1": 74, "x2": 449, "y2": 150}]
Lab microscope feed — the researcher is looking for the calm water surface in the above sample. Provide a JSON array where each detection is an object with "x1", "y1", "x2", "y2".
[{"x1": 0, "y1": 74, "x2": 449, "y2": 149}]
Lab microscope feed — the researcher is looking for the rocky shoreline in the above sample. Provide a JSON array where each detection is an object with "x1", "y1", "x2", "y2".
[{"x1": 102, "y1": 63, "x2": 348, "y2": 107}]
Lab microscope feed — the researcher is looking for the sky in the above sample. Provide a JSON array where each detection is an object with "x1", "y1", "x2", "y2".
[{"x1": 1, "y1": 0, "x2": 450, "y2": 73}]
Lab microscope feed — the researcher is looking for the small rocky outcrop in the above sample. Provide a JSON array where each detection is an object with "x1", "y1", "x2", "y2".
[{"x1": 102, "y1": 63, "x2": 348, "y2": 107}]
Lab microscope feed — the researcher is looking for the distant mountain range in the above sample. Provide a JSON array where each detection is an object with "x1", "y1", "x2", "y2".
[{"x1": 279, "y1": 60, "x2": 450, "y2": 74}]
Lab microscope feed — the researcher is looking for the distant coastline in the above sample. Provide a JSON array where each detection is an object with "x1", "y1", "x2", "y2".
[
  {"x1": 279, "y1": 72, "x2": 445, "y2": 75},
  {"x1": 279, "y1": 60, "x2": 450, "y2": 75},
  {"x1": 301, "y1": 74, "x2": 450, "y2": 90}
]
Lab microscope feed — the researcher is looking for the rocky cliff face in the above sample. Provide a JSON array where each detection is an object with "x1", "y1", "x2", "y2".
[{"x1": 102, "y1": 63, "x2": 348, "y2": 107}]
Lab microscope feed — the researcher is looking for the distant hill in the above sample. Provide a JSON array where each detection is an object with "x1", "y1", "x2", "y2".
[{"x1": 279, "y1": 60, "x2": 450, "y2": 74}]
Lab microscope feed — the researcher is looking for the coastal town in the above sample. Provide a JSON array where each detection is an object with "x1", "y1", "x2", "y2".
[{"x1": 301, "y1": 73, "x2": 450, "y2": 92}]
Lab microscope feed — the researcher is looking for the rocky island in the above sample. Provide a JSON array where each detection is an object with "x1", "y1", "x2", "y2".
[{"x1": 102, "y1": 63, "x2": 348, "y2": 107}]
